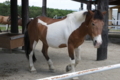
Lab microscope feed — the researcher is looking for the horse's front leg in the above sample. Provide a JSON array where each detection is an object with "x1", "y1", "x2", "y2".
[
  {"x1": 66, "y1": 44, "x2": 75, "y2": 72},
  {"x1": 42, "y1": 43, "x2": 55, "y2": 72},
  {"x1": 75, "y1": 46, "x2": 81, "y2": 67},
  {"x1": 66, "y1": 44, "x2": 79, "y2": 80}
]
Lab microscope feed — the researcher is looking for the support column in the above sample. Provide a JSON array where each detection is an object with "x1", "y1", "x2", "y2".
[
  {"x1": 117, "y1": 8, "x2": 120, "y2": 25},
  {"x1": 97, "y1": 0, "x2": 109, "y2": 60},
  {"x1": 22, "y1": 0, "x2": 29, "y2": 33},
  {"x1": 10, "y1": 0, "x2": 18, "y2": 33},
  {"x1": 42, "y1": 0, "x2": 47, "y2": 16},
  {"x1": 87, "y1": 1, "x2": 92, "y2": 10},
  {"x1": 81, "y1": 3, "x2": 83, "y2": 10}
]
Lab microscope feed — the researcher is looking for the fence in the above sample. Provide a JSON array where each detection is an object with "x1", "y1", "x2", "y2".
[
  {"x1": 0, "y1": 24, "x2": 9, "y2": 31},
  {"x1": 109, "y1": 20, "x2": 120, "y2": 30},
  {"x1": 37, "y1": 64, "x2": 120, "y2": 80}
]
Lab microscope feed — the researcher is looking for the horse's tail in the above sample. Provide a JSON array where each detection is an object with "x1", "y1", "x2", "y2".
[{"x1": 24, "y1": 21, "x2": 36, "y2": 62}]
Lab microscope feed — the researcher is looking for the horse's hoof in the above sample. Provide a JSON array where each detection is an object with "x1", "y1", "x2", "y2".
[
  {"x1": 66, "y1": 65, "x2": 72, "y2": 72},
  {"x1": 72, "y1": 77, "x2": 79, "y2": 80},
  {"x1": 30, "y1": 70, "x2": 37, "y2": 73},
  {"x1": 29, "y1": 67, "x2": 37, "y2": 73}
]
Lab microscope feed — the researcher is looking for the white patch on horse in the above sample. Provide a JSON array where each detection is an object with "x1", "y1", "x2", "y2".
[
  {"x1": 47, "y1": 59, "x2": 54, "y2": 70},
  {"x1": 93, "y1": 35, "x2": 102, "y2": 44},
  {"x1": 74, "y1": 47, "x2": 81, "y2": 66},
  {"x1": 69, "y1": 58, "x2": 75, "y2": 72},
  {"x1": 46, "y1": 11, "x2": 87, "y2": 48},
  {"x1": 38, "y1": 19, "x2": 47, "y2": 26}
]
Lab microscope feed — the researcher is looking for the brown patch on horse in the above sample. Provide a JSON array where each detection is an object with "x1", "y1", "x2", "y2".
[
  {"x1": 59, "y1": 44, "x2": 67, "y2": 48},
  {"x1": 27, "y1": 18, "x2": 40, "y2": 46},
  {"x1": 68, "y1": 22, "x2": 87, "y2": 48}
]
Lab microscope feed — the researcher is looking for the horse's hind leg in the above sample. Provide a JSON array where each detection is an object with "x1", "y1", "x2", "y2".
[
  {"x1": 29, "y1": 41, "x2": 37, "y2": 72},
  {"x1": 42, "y1": 43, "x2": 54, "y2": 72}
]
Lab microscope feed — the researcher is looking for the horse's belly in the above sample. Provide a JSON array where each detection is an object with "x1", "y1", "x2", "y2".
[
  {"x1": 46, "y1": 35, "x2": 66, "y2": 48},
  {"x1": 46, "y1": 27, "x2": 67, "y2": 48}
]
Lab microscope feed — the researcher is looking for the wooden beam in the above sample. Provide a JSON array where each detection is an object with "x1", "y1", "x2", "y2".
[{"x1": 110, "y1": 5, "x2": 120, "y2": 9}]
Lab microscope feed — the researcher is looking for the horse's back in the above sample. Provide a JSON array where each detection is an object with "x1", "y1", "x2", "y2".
[{"x1": 0, "y1": 16, "x2": 9, "y2": 24}]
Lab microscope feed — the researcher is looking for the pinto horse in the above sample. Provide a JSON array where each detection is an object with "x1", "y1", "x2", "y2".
[{"x1": 24, "y1": 10, "x2": 106, "y2": 73}]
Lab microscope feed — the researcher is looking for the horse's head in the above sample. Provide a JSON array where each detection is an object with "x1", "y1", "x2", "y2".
[{"x1": 85, "y1": 10, "x2": 106, "y2": 48}]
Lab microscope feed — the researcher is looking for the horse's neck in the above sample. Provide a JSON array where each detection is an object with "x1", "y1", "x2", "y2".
[{"x1": 76, "y1": 22, "x2": 88, "y2": 39}]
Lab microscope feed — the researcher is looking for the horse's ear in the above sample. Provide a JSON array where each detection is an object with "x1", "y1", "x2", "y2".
[
  {"x1": 88, "y1": 10, "x2": 94, "y2": 15},
  {"x1": 102, "y1": 11, "x2": 106, "y2": 15}
]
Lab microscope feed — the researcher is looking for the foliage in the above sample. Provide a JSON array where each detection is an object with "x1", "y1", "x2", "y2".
[{"x1": 0, "y1": 1, "x2": 74, "y2": 18}]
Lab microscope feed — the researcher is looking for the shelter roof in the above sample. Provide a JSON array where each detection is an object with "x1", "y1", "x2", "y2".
[{"x1": 73, "y1": 0, "x2": 120, "y2": 5}]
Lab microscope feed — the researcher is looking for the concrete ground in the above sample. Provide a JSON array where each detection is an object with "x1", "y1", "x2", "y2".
[{"x1": 0, "y1": 40, "x2": 120, "y2": 80}]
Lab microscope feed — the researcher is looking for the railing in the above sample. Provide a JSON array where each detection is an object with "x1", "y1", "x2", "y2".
[{"x1": 36, "y1": 64, "x2": 120, "y2": 80}]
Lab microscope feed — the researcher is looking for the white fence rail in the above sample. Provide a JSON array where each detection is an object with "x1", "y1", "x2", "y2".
[{"x1": 37, "y1": 64, "x2": 120, "y2": 80}]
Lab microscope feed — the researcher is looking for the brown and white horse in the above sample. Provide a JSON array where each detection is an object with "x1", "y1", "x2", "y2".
[{"x1": 24, "y1": 10, "x2": 106, "y2": 73}]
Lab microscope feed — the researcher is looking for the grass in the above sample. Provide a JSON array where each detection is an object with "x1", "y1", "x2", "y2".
[{"x1": 0, "y1": 26, "x2": 22, "y2": 31}]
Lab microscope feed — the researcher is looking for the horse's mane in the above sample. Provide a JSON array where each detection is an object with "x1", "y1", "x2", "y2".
[
  {"x1": 66, "y1": 11, "x2": 87, "y2": 21},
  {"x1": 93, "y1": 10, "x2": 103, "y2": 20},
  {"x1": 83, "y1": 10, "x2": 103, "y2": 20}
]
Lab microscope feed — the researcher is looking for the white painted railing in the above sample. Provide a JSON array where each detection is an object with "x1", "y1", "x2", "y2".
[{"x1": 37, "y1": 64, "x2": 120, "y2": 80}]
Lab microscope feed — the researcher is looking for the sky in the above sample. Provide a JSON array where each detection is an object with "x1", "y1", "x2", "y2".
[{"x1": 0, "y1": 0, "x2": 88, "y2": 11}]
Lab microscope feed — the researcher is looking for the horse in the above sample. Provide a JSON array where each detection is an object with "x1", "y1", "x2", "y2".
[
  {"x1": 24, "y1": 10, "x2": 106, "y2": 74},
  {"x1": 0, "y1": 15, "x2": 21, "y2": 32},
  {"x1": 0, "y1": 15, "x2": 11, "y2": 24}
]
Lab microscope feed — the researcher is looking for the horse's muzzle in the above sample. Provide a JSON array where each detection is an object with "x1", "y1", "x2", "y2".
[{"x1": 93, "y1": 40, "x2": 102, "y2": 48}]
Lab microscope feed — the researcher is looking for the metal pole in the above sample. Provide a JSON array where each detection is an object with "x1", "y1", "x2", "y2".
[{"x1": 37, "y1": 64, "x2": 120, "y2": 80}]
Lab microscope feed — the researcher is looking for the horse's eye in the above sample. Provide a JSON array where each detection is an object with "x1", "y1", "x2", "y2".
[{"x1": 92, "y1": 23, "x2": 95, "y2": 26}]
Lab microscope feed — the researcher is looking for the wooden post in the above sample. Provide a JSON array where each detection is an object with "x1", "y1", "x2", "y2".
[
  {"x1": 22, "y1": 0, "x2": 29, "y2": 34},
  {"x1": 42, "y1": 0, "x2": 47, "y2": 16},
  {"x1": 97, "y1": 0, "x2": 109, "y2": 60},
  {"x1": 87, "y1": 1, "x2": 92, "y2": 10},
  {"x1": 10, "y1": 0, "x2": 18, "y2": 33},
  {"x1": 109, "y1": 8, "x2": 112, "y2": 25},
  {"x1": 117, "y1": 8, "x2": 120, "y2": 25}
]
